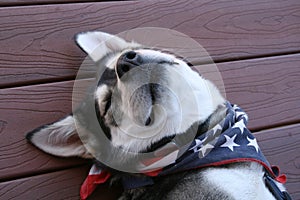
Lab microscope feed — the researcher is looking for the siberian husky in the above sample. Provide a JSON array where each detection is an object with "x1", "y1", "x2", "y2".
[{"x1": 26, "y1": 31, "x2": 291, "y2": 200}]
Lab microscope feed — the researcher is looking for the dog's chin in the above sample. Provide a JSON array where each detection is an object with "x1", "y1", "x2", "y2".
[
  {"x1": 129, "y1": 102, "x2": 165, "y2": 130},
  {"x1": 128, "y1": 84, "x2": 162, "y2": 127},
  {"x1": 136, "y1": 105, "x2": 153, "y2": 127},
  {"x1": 128, "y1": 98, "x2": 152, "y2": 127}
]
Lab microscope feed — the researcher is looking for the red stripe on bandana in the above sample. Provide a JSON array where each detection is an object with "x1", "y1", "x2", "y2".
[{"x1": 80, "y1": 166, "x2": 111, "y2": 200}]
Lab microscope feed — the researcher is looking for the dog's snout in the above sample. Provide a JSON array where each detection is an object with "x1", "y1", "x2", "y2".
[{"x1": 117, "y1": 51, "x2": 142, "y2": 78}]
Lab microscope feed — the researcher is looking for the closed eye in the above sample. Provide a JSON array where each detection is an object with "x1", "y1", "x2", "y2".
[{"x1": 104, "y1": 98, "x2": 111, "y2": 116}]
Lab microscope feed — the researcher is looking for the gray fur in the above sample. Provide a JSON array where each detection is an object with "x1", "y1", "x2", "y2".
[{"x1": 117, "y1": 167, "x2": 234, "y2": 200}]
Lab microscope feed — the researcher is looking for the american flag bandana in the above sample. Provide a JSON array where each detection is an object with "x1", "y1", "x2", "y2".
[{"x1": 80, "y1": 102, "x2": 287, "y2": 199}]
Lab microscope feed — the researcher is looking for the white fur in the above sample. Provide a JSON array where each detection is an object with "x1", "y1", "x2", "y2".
[
  {"x1": 76, "y1": 31, "x2": 140, "y2": 62},
  {"x1": 204, "y1": 162, "x2": 276, "y2": 200},
  {"x1": 30, "y1": 116, "x2": 92, "y2": 158},
  {"x1": 97, "y1": 49, "x2": 225, "y2": 153},
  {"x1": 95, "y1": 85, "x2": 110, "y2": 115}
]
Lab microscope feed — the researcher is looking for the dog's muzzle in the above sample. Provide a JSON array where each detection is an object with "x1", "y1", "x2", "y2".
[
  {"x1": 115, "y1": 50, "x2": 172, "y2": 127},
  {"x1": 116, "y1": 51, "x2": 142, "y2": 79}
]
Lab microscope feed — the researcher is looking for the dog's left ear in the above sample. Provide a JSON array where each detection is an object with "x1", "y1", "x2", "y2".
[
  {"x1": 75, "y1": 31, "x2": 140, "y2": 62},
  {"x1": 26, "y1": 115, "x2": 92, "y2": 158}
]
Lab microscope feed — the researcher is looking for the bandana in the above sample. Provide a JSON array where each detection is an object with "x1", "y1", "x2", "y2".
[{"x1": 80, "y1": 103, "x2": 287, "y2": 200}]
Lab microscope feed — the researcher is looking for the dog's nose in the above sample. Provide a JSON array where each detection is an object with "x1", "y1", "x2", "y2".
[{"x1": 116, "y1": 51, "x2": 142, "y2": 78}]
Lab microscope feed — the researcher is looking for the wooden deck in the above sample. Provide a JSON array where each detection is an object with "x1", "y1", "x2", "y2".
[{"x1": 0, "y1": 0, "x2": 299, "y2": 199}]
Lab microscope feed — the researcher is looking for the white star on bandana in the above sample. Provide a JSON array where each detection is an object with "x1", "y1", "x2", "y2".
[
  {"x1": 199, "y1": 143, "x2": 214, "y2": 158},
  {"x1": 220, "y1": 134, "x2": 240, "y2": 151},
  {"x1": 232, "y1": 119, "x2": 246, "y2": 134},
  {"x1": 235, "y1": 110, "x2": 247, "y2": 120},
  {"x1": 190, "y1": 139, "x2": 202, "y2": 152},
  {"x1": 190, "y1": 137, "x2": 215, "y2": 157},
  {"x1": 212, "y1": 124, "x2": 223, "y2": 136},
  {"x1": 247, "y1": 136, "x2": 260, "y2": 153}
]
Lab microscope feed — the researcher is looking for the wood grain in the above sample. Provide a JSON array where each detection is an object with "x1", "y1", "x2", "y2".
[
  {"x1": 255, "y1": 124, "x2": 300, "y2": 200},
  {"x1": 1, "y1": 0, "x2": 299, "y2": 198},
  {"x1": 0, "y1": 165, "x2": 122, "y2": 200},
  {"x1": 0, "y1": 124, "x2": 298, "y2": 200},
  {"x1": 1, "y1": 0, "x2": 300, "y2": 87},
  {"x1": 0, "y1": 81, "x2": 87, "y2": 181},
  {"x1": 0, "y1": 0, "x2": 99, "y2": 7},
  {"x1": 1, "y1": 54, "x2": 299, "y2": 180},
  {"x1": 207, "y1": 54, "x2": 300, "y2": 131}
]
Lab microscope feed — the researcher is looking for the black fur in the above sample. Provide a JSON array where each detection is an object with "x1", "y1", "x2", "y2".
[
  {"x1": 142, "y1": 135, "x2": 176, "y2": 153},
  {"x1": 118, "y1": 168, "x2": 233, "y2": 200},
  {"x1": 97, "y1": 67, "x2": 117, "y2": 87},
  {"x1": 25, "y1": 114, "x2": 72, "y2": 142},
  {"x1": 95, "y1": 99, "x2": 112, "y2": 140}
]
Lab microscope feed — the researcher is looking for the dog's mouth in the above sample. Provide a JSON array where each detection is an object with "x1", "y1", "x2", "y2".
[
  {"x1": 129, "y1": 83, "x2": 161, "y2": 127},
  {"x1": 145, "y1": 83, "x2": 161, "y2": 126}
]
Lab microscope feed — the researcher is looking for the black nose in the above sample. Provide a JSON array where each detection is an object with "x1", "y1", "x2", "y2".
[
  {"x1": 124, "y1": 51, "x2": 137, "y2": 60},
  {"x1": 116, "y1": 51, "x2": 142, "y2": 78}
]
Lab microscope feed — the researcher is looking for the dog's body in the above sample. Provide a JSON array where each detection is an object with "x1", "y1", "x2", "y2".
[
  {"x1": 26, "y1": 31, "x2": 290, "y2": 200},
  {"x1": 117, "y1": 163, "x2": 277, "y2": 200}
]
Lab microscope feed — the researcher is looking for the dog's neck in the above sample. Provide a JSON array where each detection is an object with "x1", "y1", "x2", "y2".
[
  {"x1": 93, "y1": 102, "x2": 228, "y2": 176},
  {"x1": 198, "y1": 103, "x2": 227, "y2": 135},
  {"x1": 143, "y1": 103, "x2": 227, "y2": 154}
]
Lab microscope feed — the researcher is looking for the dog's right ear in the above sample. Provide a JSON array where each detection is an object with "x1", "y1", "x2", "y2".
[
  {"x1": 75, "y1": 31, "x2": 140, "y2": 62},
  {"x1": 26, "y1": 115, "x2": 92, "y2": 159}
]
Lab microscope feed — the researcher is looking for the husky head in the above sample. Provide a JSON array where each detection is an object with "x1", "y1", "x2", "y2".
[{"x1": 26, "y1": 31, "x2": 225, "y2": 168}]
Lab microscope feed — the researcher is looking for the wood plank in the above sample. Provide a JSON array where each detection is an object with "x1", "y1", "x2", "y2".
[
  {"x1": 0, "y1": 0, "x2": 99, "y2": 7},
  {"x1": 1, "y1": 54, "x2": 299, "y2": 180},
  {"x1": 1, "y1": 0, "x2": 300, "y2": 87},
  {"x1": 255, "y1": 124, "x2": 300, "y2": 200},
  {"x1": 197, "y1": 54, "x2": 300, "y2": 131},
  {"x1": 0, "y1": 165, "x2": 122, "y2": 200},
  {"x1": 0, "y1": 124, "x2": 298, "y2": 200},
  {"x1": 0, "y1": 81, "x2": 87, "y2": 181}
]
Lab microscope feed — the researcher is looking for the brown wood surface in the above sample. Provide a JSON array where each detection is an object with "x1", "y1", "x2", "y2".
[
  {"x1": 0, "y1": 124, "x2": 298, "y2": 200},
  {"x1": 0, "y1": 0, "x2": 99, "y2": 6},
  {"x1": 198, "y1": 53, "x2": 300, "y2": 131},
  {"x1": 0, "y1": 165, "x2": 123, "y2": 200},
  {"x1": 216, "y1": 54, "x2": 300, "y2": 131},
  {"x1": 1, "y1": 0, "x2": 300, "y2": 88},
  {"x1": 1, "y1": 0, "x2": 299, "y2": 198},
  {"x1": 1, "y1": 54, "x2": 299, "y2": 180},
  {"x1": 255, "y1": 124, "x2": 300, "y2": 200},
  {"x1": 0, "y1": 81, "x2": 87, "y2": 181}
]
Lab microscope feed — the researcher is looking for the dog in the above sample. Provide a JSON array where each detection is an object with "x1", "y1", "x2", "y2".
[{"x1": 26, "y1": 31, "x2": 291, "y2": 200}]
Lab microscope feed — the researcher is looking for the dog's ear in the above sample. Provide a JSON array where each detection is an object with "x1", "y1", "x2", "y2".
[
  {"x1": 26, "y1": 115, "x2": 92, "y2": 158},
  {"x1": 75, "y1": 31, "x2": 140, "y2": 62}
]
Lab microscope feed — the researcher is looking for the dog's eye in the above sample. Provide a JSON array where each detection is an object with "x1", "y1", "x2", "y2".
[
  {"x1": 104, "y1": 99, "x2": 111, "y2": 115},
  {"x1": 186, "y1": 61, "x2": 193, "y2": 67}
]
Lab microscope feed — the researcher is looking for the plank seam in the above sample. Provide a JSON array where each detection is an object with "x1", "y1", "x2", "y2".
[
  {"x1": 195, "y1": 50, "x2": 300, "y2": 65},
  {"x1": 0, "y1": 163, "x2": 88, "y2": 183},
  {"x1": 0, "y1": 0, "x2": 133, "y2": 8},
  {"x1": 2, "y1": 51, "x2": 300, "y2": 90},
  {"x1": 1, "y1": 122, "x2": 299, "y2": 182}
]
